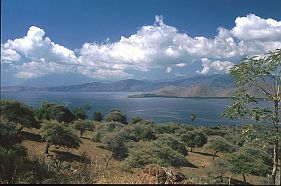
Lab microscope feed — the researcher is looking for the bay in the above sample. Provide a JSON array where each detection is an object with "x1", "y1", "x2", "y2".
[{"x1": 1, "y1": 91, "x2": 254, "y2": 126}]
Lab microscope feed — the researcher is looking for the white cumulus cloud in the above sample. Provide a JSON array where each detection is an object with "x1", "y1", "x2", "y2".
[{"x1": 1, "y1": 14, "x2": 281, "y2": 80}]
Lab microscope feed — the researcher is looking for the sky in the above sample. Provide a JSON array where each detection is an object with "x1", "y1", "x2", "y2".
[{"x1": 1, "y1": 0, "x2": 281, "y2": 85}]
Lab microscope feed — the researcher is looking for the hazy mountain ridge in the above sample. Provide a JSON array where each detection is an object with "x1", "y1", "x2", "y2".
[{"x1": 1, "y1": 75, "x2": 236, "y2": 97}]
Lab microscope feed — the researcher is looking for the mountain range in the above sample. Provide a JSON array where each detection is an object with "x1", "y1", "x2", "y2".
[{"x1": 1, "y1": 74, "x2": 237, "y2": 97}]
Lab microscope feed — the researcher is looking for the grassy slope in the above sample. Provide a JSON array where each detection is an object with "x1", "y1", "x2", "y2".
[{"x1": 21, "y1": 127, "x2": 265, "y2": 184}]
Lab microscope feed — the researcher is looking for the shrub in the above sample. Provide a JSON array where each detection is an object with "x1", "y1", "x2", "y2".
[
  {"x1": 93, "y1": 112, "x2": 103, "y2": 122},
  {"x1": 155, "y1": 134, "x2": 187, "y2": 156},
  {"x1": 204, "y1": 135, "x2": 237, "y2": 160},
  {"x1": 131, "y1": 116, "x2": 143, "y2": 124},
  {"x1": 180, "y1": 130, "x2": 207, "y2": 152},
  {"x1": 154, "y1": 123, "x2": 183, "y2": 134},
  {"x1": 105, "y1": 109, "x2": 127, "y2": 124},
  {"x1": 120, "y1": 124, "x2": 156, "y2": 142},
  {"x1": 40, "y1": 121, "x2": 81, "y2": 154},
  {"x1": 123, "y1": 141, "x2": 190, "y2": 169},
  {"x1": 73, "y1": 119, "x2": 94, "y2": 138},
  {"x1": 72, "y1": 107, "x2": 87, "y2": 120},
  {"x1": 0, "y1": 99, "x2": 39, "y2": 129}
]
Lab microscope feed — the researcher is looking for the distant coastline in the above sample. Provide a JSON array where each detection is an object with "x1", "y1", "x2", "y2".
[{"x1": 127, "y1": 93, "x2": 233, "y2": 99}]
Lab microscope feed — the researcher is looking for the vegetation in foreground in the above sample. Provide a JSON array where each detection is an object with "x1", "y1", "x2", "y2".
[{"x1": 0, "y1": 49, "x2": 280, "y2": 184}]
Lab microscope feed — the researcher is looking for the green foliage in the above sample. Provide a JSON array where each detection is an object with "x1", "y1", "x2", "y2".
[
  {"x1": 40, "y1": 121, "x2": 81, "y2": 151},
  {"x1": 92, "y1": 130, "x2": 102, "y2": 142},
  {"x1": 0, "y1": 99, "x2": 39, "y2": 129},
  {"x1": 155, "y1": 134, "x2": 187, "y2": 156},
  {"x1": 180, "y1": 130, "x2": 207, "y2": 150},
  {"x1": 204, "y1": 136, "x2": 237, "y2": 158},
  {"x1": 196, "y1": 126, "x2": 227, "y2": 137},
  {"x1": 101, "y1": 132, "x2": 128, "y2": 160},
  {"x1": 105, "y1": 109, "x2": 127, "y2": 124},
  {"x1": 154, "y1": 123, "x2": 188, "y2": 134},
  {"x1": 225, "y1": 147, "x2": 272, "y2": 177},
  {"x1": 73, "y1": 119, "x2": 94, "y2": 137},
  {"x1": 119, "y1": 123, "x2": 156, "y2": 142},
  {"x1": 131, "y1": 116, "x2": 143, "y2": 124},
  {"x1": 0, "y1": 121, "x2": 22, "y2": 148},
  {"x1": 123, "y1": 140, "x2": 190, "y2": 169},
  {"x1": 72, "y1": 107, "x2": 87, "y2": 120},
  {"x1": 36, "y1": 101, "x2": 75, "y2": 123},
  {"x1": 93, "y1": 112, "x2": 103, "y2": 122}
]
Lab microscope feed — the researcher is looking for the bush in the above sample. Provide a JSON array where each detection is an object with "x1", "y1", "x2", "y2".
[
  {"x1": 196, "y1": 127, "x2": 227, "y2": 137},
  {"x1": 40, "y1": 121, "x2": 81, "y2": 154},
  {"x1": 73, "y1": 119, "x2": 94, "y2": 138},
  {"x1": 93, "y1": 112, "x2": 103, "y2": 122},
  {"x1": 131, "y1": 116, "x2": 143, "y2": 124},
  {"x1": 120, "y1": 124, "x2": 156, "y2": 142},
  {"x1": 155, "y1": 134, "x2": 187, "y2": 156},
  {"x1": 123, "y1": 141, "x2": 190, "y2": 169},
  {"x1": 36, "y1": 101, "x2": 75, "y2": 123},
  {"x1": 154, "y1": 123, "x2": 183, "y2": 134},
  {"x1": 92, "y1": 130, "x2": 102, "y2": 142},
  {"x1": 105, "y1": 109, "x2": 127, "y2": 124},
  {"x1": 204, "y1": 136, "x2": 237, "y2": 159},
  {"x1": 72, "y1": 107, "x2": 87, "y2": 120},
  {"x1": 180, "y1": 130, "x2": 207, "y2": 152},
  {"x1": 101, "y1": 132, "x2": 128, "y2": 160},
  {"x1": 0, "y1": 100, "x2": 39, "y2": 129}
]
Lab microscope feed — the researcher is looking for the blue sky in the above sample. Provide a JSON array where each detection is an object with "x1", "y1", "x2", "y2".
[{"x1": 1, "y1": 0, "x2": 281, "y2": 85}]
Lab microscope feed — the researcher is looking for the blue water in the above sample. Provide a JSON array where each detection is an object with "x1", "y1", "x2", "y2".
[{"x1": 1, "y1": 91, "x2": 254, "y2": 126}]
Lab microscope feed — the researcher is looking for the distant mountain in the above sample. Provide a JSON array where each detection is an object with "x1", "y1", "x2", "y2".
[
  {"x1": 1, "y1": 74, "x2": 237, "y2": 97},
  {"x1": 0, "y1": 86, "x2": 40, "y2": 92},
  {"x1": 20, "y1": 73, "x2": 95, "y2": 88}
]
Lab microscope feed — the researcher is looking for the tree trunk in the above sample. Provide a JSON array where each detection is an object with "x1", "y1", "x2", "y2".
[
  {"x1": 105, "y1": 152, "x2": 113, "y2": 168},
  {"x1": 228, "y1": 174, "x2": 232, "y2": 185},
  {"x1": 272, "y1": 98, "x2": 279, "y2": 185},
  {"x1": 190, "y1": 147, "x2": 193, "y2": 152},
  {"x1": 213, "y1": 151, "x2": 217, "y2": 160},
  {"x1": 80, "y1": 130, "x2": 83, "y2": 138},
  {"x1": 242, "y1": 173, "x2": 246, "y2": 183},
  {"x1": 45, "y1": 143, "x2": 50, "y2": 154}
]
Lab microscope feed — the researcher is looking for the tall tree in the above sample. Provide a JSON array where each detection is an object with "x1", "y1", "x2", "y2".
[{"x1": 222, "y1": 49, "x2": 281, "y2": 185}]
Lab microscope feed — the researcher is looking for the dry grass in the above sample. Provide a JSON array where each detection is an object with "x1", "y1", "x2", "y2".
[{"x1": 21, "y1": 128, "x2": 268, "y2": 184}]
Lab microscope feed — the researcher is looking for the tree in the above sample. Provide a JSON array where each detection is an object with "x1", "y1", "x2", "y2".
[
  {"x1": 0, "y1": 120, "x2": 28, "y2": 182},
  {"x1": 72, "y1": 107, "x2": 87, "y2": 120},
  {"x1": 37, "y1": 101, "x2": 75, "y2": 123},
  {"x1": 73, "y1": 119, "x2": 94, "y2": 138},
  {"x1": 106, "y1": 109, "x2": 127, "y2": 124},
  {"x1": 101, "y1": 132, "x2": 128, "y2": 168},
  {"x1": 190, "y1": 113, "x2": 196, "y2": 124},
  {"x1": 180, "y1": 131, "x2": 207, "y2": 152},
  {"x1": 156, "y1": 134, "x2": 188, "y2": 156},
  {"x1": 204, "y1": 136, "x2": 237, "y2": 160},
  {"x1": 131, "y1": 116, "x2": 143, "y2": 124},
  {"x1": 40, "y1": 121, "x2": 81, "y2": 154},
  {"x1": 0, "y1": 100, "x2": 39, "y2": 129},
  {"x1": 222, "y1": 49, "x2": 281, "y2": 185},
  {"x1": 218, "y1": 147, "x2": 272, "y2": 183},
  {"x1": 93, "y1": 112, "x2": 103, "y2": 122}
]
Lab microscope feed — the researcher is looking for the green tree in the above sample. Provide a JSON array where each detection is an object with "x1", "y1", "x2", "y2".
[
  {"x1": 73, "y1": 119, "x2": 94, "y2": 138},
  {"x1": 37, "y1": 101, "x2": 75, "y2": 123},
  {"x1": 101, "y1": 132, "x2": 128, "y2": 168},
  {"x1": 180, "y1": 130, "x2": 207, "y2": 152},
  {"x1": 204, "y1": 135, "x2": 237, "y2": 160},
  {"x1": 0, "y1": 120, "x2": 28, "y2": 182},
  {"x1": 0, "y1": 100, "x2": 39, "y2": 129},
  {"x1": 156, "y1": 134, "x2": 188, "y2": 156},
  {"x1": 131, "y1": 116, "x2": 143, "y2": 124},
  {"x1": 219, "y1": 147, "x2": 272, "y2": 183},
  {"x1": 40, "y1": 121, "x2": 81, "y2": 154},
  {"x1": 222, "y1": 49, "x2": 281, "y2": 185},
  {"x1": 93, "y1": 112, "x2": 103, "y2": 122},
  {"x1": 72, "y1": 107, "x2": 87, "y2": 120},
  {"x1": 106, "y1": 109, "x2": 127, "y2": 124}
]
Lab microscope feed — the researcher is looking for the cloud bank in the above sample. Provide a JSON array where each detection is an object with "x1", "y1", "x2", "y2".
[{"x1": 1, "y1": 14, "x2": 281, "y2": 80}]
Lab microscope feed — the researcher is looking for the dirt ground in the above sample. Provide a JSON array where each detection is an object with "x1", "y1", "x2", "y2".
[{"x1": 21, "y1": 128, "x2": 268, "y2": 184}]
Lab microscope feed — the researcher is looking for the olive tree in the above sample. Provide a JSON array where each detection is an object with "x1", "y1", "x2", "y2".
[
  {"x1": 40, "y1": 121, "x2": 81, "y2": 154},
  {"x1": 222, "y1": 49, "x2": 281, "y2": 185},
  {"x1": 204, "y1": 135, "x2": 237, "y2": 160},
  {"x1": 0, "y1": 100, "x2": 39, "y2": 129},
  {"x1": 73, "y1": 119, "x2": 94, "y2": 138},
  {"x1": 180, "y1": 130, "x2": 207, "y2": 152},
  {"x1": 106, "y1": 109, "x2": 127, "y2": 124},
  {"x1": 36, "y1": 101, "x2": 75, "y2": 123}
]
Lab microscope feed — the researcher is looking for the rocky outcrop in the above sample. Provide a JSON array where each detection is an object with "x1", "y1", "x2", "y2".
[{"x1": 136, "y1": 164, "x2": 192, "y2": 184}]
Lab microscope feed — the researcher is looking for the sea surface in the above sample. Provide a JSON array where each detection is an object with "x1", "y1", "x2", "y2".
[{"x1": 1, "y1": 91, "x2": 255, "y2": 126}]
